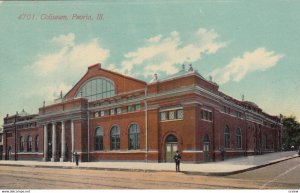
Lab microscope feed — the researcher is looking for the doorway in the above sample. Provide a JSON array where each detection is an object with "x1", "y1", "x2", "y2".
[
  {"x1": 7, "y1": 146, "x2": 11, "y2": 160},
  {"x1": 165, "y1": 134, "x2": 178, "y2": 162},
  {"x1": 203, "y1": 135, "x2": 210, "y2": 162}
]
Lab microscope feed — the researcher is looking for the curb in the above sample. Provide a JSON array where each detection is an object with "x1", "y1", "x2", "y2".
[
  {"x1": 0, "y1": 155, "x2": 298, "y2": 176},
  {"x1": 183, "y1": 155, "x2": 299, "y2": 176}
]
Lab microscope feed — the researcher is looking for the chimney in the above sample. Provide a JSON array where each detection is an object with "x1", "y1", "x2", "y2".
[
  {"x1": 188, "y1": 64, "x2": 193, "y2": 71},
  {"x1": 154, "y1": 73, "x2": 158, "y2": 81}
]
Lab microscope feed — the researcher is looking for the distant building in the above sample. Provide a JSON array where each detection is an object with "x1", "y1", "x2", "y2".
[
  {"x1": 0, "y1": 127, "x2": 3, "y2": 160},
  {"x1": 2, "y1": 63, "x2": 282, "y2": 163}
]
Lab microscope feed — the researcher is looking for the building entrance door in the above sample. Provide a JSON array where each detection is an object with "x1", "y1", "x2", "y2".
[
  {"x1": 7, "y1": 146, "x2": 11, "y2": 160},
  {"x1": 203, "y1": 135, "x2": 210, "y2": 162},
  {"x1": 165, "y1": 134, "x2": 178, "y2": 162}
]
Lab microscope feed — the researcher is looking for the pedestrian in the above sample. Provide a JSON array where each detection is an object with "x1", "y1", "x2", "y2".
[
  {"x1": 173, "y1": 150, "x2": 181, "y2": 172},
  {"x1": 74, "y1": 152, "x2": 79, "y2": 166}
]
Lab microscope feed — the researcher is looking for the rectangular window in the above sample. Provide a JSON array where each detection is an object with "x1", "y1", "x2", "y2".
[
  {"x1": 169, "y1": 111, "x2": 175, "y2": 120},
  {"x1": 116, "y1": 107, "x2": 122, "y2": 114},
  {"x1": 95, "y1": 112, "x2": 99, "y2": 118},
  {"x1": 100, "y1": 111, "x2": 105, "y2": 117},
  {"x1": 201, "y1": 110, "x2": 213, "y2": 121},
  {"x1": 110, "y1": 109, "x2": 115, "y2": 115},
  {"x1": 237, "y1": 112, "x2": 242, "y2": 118},
  {"x1": 127, "y1": 105, "x2": 135, "y2": 112},
  {"x1": 160, "y1": 112, "x2": 166, "y2": 121},
  {"x1": 135, "y1": 104, "x2": 141, "y2": 111},
  {"x1": 176, "y1": 109, "x2": 183, "y2": 119},
  {"x1": 224, "y1": 106, "x2": 231, "y2": 114}
]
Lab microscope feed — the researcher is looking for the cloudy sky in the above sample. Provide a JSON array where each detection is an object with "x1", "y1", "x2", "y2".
[{"x1": 0, "y1": 0, "x2": 299, "y2": 125}]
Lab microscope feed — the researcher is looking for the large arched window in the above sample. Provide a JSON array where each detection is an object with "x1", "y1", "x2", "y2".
[
  {"x1": 95, "y1": 127, "x2": 104, "y2": 151},
  {"x1": 76, "y1": 78, "x2": 115, "y2": 101},
  {"x1": 19, "y1": 136, "x2": 24, "y2": 152},
  {"x1": 236, "y1": 128, "x2": 242, "y2": 149},
  {"x1": 35, "y1": 135, "x2": 39, "y2": 152},
  {"x1": 128, "y1": 124, "x2": 140, "y2": 150},
  {"x1": 224, "y1": 125, "x2": 230, "y2": 148},
  {"x1": 27, "y1": 136, "x2": 32, "y2": 152},
  {"x1": 110, "y1": 125, "x2": 120, "y2": 150}
]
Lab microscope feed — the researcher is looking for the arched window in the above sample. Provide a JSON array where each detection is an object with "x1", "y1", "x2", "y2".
[
  {"x1": 35, "y1": 135, "x2": 39, "y2": 152},
  {"x1": 110, "y1": 125, "x2": 120, "y2": 150},
  {"x1": 27, "y1": 136, "x2": 32, "y2": 152},
  {"x1": 263, "y1": 134, "x2": 267, "y2": 150},
  {"x1": 76, "y1": 78, "x2": 115, "y2": 101},
  {"x1": 165, "y1": 134, "x2": 178, "y2": 143},
  {"x1": 95, "y1": 127, "x2": 104, "y2": 151},
  {"x1": 236, "y1": 128, "x2": 242, "y2": 149},
  {"x1": 128, "y1": 124, "x2": 140, "y2": 150},
  {"x1": 19, "y1": 136, "x2": 24, "y2": 152},
  {"x1": 224, "y1": 125, "x2": 230, "y2": 148}
]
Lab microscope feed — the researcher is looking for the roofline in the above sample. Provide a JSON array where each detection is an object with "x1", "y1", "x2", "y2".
[
  {"x1": 64, "y1": 63, "x2": 147, "y2": 99},
  {"x1": 100, "y1": 67, "x2": 147, "y2": 85}
]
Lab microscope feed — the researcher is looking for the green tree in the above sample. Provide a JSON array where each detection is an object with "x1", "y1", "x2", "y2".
[{"x1": 282, "y1": 116, "x2": 300, "y2": 150}]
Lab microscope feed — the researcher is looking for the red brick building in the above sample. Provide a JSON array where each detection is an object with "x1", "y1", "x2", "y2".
[{"x1": 2, "y1": 63, "x2": 282, "y2": 163}]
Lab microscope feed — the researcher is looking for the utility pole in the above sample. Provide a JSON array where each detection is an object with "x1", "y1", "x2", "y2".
[{"x1": 14, "y1": 111, "x2": 18, "y2": 160}]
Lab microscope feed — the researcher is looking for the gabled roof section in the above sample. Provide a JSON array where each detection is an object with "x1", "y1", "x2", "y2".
[{"x1": 64, "y1": 63, "x2": 147, "y2": 99}]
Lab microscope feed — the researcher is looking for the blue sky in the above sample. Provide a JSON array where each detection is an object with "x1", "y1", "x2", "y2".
[{"x1": 0, "y1": 0, "x2": 299, "y2": 126}]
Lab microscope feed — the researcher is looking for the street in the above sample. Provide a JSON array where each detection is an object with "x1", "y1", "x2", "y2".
[{"x1": 0, "y1": 157, "x2": 299, "y2": 189}]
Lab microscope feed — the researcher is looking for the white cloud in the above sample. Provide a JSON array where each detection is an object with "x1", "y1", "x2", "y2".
[
  {"x1": 51, "y1": 33, "x2": 75, "y2": 47},
  {"x1": 147, "y1": 35, "x2": 162, "y2": 43},
  {"x1": 118, "y1": 28, "x2": 226, "y2": 78},
  {"x1": 32, "y1": 33, "x2": 110, "y2": 76},
  {"x1": 28, "y1": 33, "x2": 110, "y2": 101},
  {"x1": 210, "y1": 48, "x2": 284, "y2": 84}
]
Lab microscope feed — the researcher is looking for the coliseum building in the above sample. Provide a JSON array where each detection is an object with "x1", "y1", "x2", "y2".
[{"x1": 2, "y1": 63, "x2": 282, "y2": 163}]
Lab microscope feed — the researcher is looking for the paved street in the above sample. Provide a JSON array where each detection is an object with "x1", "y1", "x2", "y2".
[{"x1": 0, "y1": 157, "x2": 299, "y2": 189}]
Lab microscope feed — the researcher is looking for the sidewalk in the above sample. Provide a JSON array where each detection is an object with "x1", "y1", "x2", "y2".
[{"x1": 0, "y1": 151, "x2": 298, "y2": 176}]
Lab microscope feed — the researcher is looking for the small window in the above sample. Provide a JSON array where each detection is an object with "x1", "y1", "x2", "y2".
[
  {"x1": 224, "y1": 106, "x2": 231, "y2": 114},
  {"x1": 100, "y1": 111, "x2": 105, "y2": 117},
  {"x1": 117, "y1": 107, "x2": 122, "y2": 114},
  {"x1": 110, "y1": 109, "x2": 115, "y2": 115},
  {"x1": 201, "y1": 110, "x2": 213, "y2": 121},
  {"x1": 176, "y1": 109, "x2": 183, "y2": 119},
  {"x1": 169, "y1": 111, "x2": 175, "y2": 120},
  {"x1": 160, "y1": 112, "x2": 166, "y2": 121},
  {"x1": 127, "y1": 105, "x2": 135, "y2": 112},
  {"x1": 135, "y1": 104, "x2": 141, "y2": 111}
]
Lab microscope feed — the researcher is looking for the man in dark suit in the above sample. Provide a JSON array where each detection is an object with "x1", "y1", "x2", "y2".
[{"x1": 173, "y1": 150, "x2": 181, "y2": 172}]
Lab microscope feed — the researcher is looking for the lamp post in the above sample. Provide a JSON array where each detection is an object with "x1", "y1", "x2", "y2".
[{"x1": 14, "y1": 111, "x2": 18, "y2": 160}]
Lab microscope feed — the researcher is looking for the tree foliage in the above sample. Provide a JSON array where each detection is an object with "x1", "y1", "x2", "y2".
[{"x1": 282, "y1": 116, "x2": 300, "y2": 150}]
